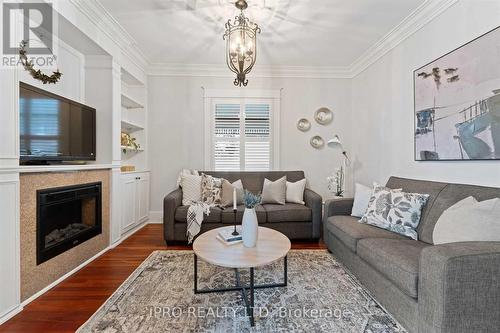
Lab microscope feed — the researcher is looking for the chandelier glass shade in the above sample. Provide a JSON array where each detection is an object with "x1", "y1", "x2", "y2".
[{"x1": 223, "y1": 0, "x2": 261, "y2": 86}]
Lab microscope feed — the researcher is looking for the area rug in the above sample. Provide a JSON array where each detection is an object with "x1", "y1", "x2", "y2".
[{"x1": 77, "y1": 250, "x2": 406, "y2": 333}]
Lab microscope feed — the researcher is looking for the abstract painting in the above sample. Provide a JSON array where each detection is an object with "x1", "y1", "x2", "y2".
[{"x1": 414, "y1": 26, "x2": 500, "y2": 161}]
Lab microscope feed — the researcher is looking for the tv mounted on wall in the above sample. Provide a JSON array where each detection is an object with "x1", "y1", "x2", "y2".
[{"x1": 19, "y1": 82, "x2": 96, "y2": 164}]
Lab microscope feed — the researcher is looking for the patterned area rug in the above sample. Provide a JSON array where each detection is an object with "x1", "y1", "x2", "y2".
[{"x1": 77, "y1": 250, "x2": 406, "y2": 333}]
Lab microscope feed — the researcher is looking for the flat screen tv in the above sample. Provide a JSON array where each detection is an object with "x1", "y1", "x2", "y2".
[{"x1": 19, "y1": 82, "x2": 96, "y2": 164}]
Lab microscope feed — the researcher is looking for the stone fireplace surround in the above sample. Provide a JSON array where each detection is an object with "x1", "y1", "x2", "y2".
[{"x1": 19, "y1": 170, "x2": 110, "y2": 301}]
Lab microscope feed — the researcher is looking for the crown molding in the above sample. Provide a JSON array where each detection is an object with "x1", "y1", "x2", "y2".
[
  {"x1": 69, "y1": 0, "x2": 148, "y2": 71},
  {"x1": 147, "y1": 63, "x2": 352, "y2": 79},
  {"x1": 349, "y1": 0, "x2": 459, "y2": 77}
]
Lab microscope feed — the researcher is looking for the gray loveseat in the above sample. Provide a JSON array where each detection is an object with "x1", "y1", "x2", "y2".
[
  {"x1": 324, "y1": 176, "x2": 500, "y2": 333},
  {"x1": 164, "y1": 171, "x2": 322, "y2": 242}
]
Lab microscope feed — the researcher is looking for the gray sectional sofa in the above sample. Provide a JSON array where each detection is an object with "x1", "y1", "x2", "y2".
[
  {"x1": 323, "y1": 176, "x2": 500, "y2": 333},
  {"x1": 164, "y1": 171, "x2": 322, "y2": 242}
]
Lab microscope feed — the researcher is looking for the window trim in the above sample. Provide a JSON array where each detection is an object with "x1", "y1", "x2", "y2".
[{"x1": 203, "y1": 89, "x2": 281, "y2": 171}]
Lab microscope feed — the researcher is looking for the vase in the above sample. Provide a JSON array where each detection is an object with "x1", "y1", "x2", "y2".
[{"x1": 242, "y1": 208, "x2": 258, "y2": 247}]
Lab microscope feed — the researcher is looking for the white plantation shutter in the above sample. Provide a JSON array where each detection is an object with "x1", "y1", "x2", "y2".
[
  {"x1": 214, "y1": 103, "x2": 241, "y2": 171},
  {"x1": 245, "y1": 104, "x2": 270, "y2": 171},
  {"x1": 213, "y1": 100, "x2": 273, "y2": 171}
]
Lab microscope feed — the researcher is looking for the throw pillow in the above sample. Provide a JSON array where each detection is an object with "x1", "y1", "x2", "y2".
[
  {"x1": 201, "y1": 173, "x2": 223, "y2": 205},
  {"x1": 286, "y1": 179, "x2": 307, "y2": 204},
  {"x1": 433, "y1": 197, "x2": 500, "y2": 244},
  {"x1": 221, "y1": 179, "x2": 244, "y2": 207},
  {"x1": 351, "y1": 183, "x2": 373, "y2": 217},
  {"x1": 359, "y1": 185, "x2": 430, "y2": 240},
  {"x1": 181, "y1": 174, "x2": 202, "y2": 206},
  {"x1": 261, "y1": 176, "x2": 287, "y2": 205},
  {"x1": 176, "y1": 169, "x2": 199, "y2": 188}
]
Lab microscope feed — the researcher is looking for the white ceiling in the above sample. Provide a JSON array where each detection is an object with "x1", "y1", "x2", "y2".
[{"x1": 98, "y1": 0, "x2": 426, "y2": 67}]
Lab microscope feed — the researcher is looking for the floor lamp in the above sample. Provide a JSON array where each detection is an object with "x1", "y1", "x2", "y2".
[{"x1": 327, "y1": 135, "x2": 350, "y2": 197}]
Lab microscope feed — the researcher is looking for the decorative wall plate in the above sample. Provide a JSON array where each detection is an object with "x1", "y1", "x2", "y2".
[
  {"x1": 297, "y1": 118, "x2": 311, "y2": 132},
  {"x1": 314, "y1": 107, "x2": 333, "y2": 125},
  {"x1": 310, "y1": 136, "x2": 325, "y2": 149}
]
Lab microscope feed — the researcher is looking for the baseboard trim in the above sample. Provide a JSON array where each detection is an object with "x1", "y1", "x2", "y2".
[
  {"x1": 148, "y1": 211, "x2": 162, "y2": 224},
  {"x1": 110, "y1": 220, "x2": 149, "y2": 248},
  {"x1": 0, "y1": 305, "x2": 24, "y2": 326}
]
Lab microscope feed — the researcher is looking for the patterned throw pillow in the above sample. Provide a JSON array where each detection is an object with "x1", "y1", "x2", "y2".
[
  {"x1": 201, "y1": 174, "x2": 223, "y2": 205},
  {"x1": 359, "y1": 184, "x2": 429, "y2": 240}
]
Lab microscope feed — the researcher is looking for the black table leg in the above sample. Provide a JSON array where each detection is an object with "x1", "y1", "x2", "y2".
[
  {"x1": 193, "y1": 254, "x2": 198, "y2": 294},
  {"x1": 284, "y1": 255, "x2": 288, "y2": 286},
  {"x1": 249, "y1": 267, "x2": 255, "y2": 326},
  {"x1": 193, "y1": 255, "x2": 288, "y2": 327}
]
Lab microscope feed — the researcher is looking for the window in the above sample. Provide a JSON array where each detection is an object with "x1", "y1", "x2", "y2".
[{"x1": 204, "y1": 90, "x2": 280, "y2": 171}]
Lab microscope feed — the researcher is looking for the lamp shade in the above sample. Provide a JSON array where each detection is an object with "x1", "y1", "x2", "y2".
[{"x1": 327, "y1": 135, "x2": 342, "y2": 147}]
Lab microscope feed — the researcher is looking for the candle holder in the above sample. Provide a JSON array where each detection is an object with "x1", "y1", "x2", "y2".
[{"x1": 232, "y1": 208, "x2": 239, "y2": 236}]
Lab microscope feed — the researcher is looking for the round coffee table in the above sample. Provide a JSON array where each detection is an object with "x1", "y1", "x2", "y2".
[{"x1": 192, "y1": 226, "x2": 291, "y2": 326}]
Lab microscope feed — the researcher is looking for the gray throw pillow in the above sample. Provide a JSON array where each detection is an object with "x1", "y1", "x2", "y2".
[
  {"x1": 359, "y1": 184, "x2": 429, "y2": 240},
  {"x1": 261, "y1": 176, "x2": 287, "y2": 205}
]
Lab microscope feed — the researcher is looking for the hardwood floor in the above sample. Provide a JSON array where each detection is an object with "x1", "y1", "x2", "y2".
[{"x1": 0, "y1": 224, "x2": 325, "y2": 333}]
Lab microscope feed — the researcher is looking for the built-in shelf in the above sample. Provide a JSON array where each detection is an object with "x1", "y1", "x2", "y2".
[
  {"x1": 121, "y1": 93, "x2": 144, "y2": 109},
  {"x1": 121, "y1": 145, "x2": 144, "y2": 152},
  {"x1": 121, "y1": 120, "x2": 144, "y2": 133}
]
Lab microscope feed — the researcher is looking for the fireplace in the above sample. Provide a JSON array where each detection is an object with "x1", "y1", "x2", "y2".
[{"x1": 37, "y1": 182, "x2": 102, "y2": 265}]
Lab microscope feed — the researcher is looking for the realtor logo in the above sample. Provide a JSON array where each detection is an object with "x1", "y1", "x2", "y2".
[{"x1": 2, "y1": 1, "x2": 57, "y2": 68}]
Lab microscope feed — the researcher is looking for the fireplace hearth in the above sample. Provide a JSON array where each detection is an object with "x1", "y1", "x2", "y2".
[{"x1": 37, "y1": 182, "x2": 102, "y2": 265}]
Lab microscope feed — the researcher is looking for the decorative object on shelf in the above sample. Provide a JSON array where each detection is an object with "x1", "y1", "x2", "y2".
[
  {"x1": 414, "y1": 26, "x2": 500, "y2": 161},
  {"x1": 121, "y1": 165, "x2": 136, "y2": 172},
  {"x1": 297, "y1": 118, "x2": 311, "y2": 132},
  {"x1": 223, "y1": 0, "x2": 261, "y2": 87},
  {"x1": 241, "y1": 190, "x2": 261, "y2": 247},
  {"x1": 19, "y1": 40, "x2": 62, "y2": 84},
  {"x1": 310, "y1": 135, "x2": 325, "y2": 149},
  {"x1": 327, "y1": 135, "x2": 350, "y2": 197},
  {"x1": 121, "y1": 132, "x2": 141, "y2": 153},
  {"x1": 314, "y1": 107, "x2": 333, "y2": 125}
]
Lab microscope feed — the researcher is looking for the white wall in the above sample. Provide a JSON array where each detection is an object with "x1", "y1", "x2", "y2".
[
  {"x1": 352, "y1": 0, "x2": 500, "y2": 188},
  {"x1": 148, "y1": 76, "x2": 352, "y2": 212}
]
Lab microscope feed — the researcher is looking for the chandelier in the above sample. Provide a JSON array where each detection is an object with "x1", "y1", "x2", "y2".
[{"x1": 223, "y1": 0, "x2": 261, "y2": 87}]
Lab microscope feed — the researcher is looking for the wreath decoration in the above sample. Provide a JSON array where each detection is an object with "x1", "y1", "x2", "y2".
[{"x1": 19, "y1": 40, "x2": 62, "y2": 84}]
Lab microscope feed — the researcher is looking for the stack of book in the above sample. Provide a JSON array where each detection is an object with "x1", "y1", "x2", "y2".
[{"x1": 217, "y1": 227, "x2": 242, "y2": 246}]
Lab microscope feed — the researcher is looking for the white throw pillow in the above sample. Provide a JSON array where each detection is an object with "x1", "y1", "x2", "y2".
[
  {"x1": 181, "y1": 174, "x2": 202, "y2": 206},
  {"x1": 176, "y1": 169, "x2": 199, "y2": 188},
  {"x1": 286, "y1": 179, "x2": 307, "y2": 204},
  {"x1": 351, "y1": 183, "x2": 373, "y2": 217},
  {"x1": 261, "y1": 176, "x2": 287, "y2": 205},
  {"x1": 433, "y1": 197, "x2": 500, "y2": 244}
]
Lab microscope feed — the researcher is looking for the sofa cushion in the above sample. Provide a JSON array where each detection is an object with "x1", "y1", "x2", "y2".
[
  {"x1": 221, "y1": 205, "x2": 267, "y2": 224},
  {"x1": 174, "y1": 206, "x2": 222, "y2": 223},
  {"x1": 325, "y1": 216, "x2": 407, "y2": 252},
  {"x1": 264, "y1": 203, "x2": 312, "y2": 222},
  {"x1": 357, "y1": 238, "x2": 429, "y2": 298}
]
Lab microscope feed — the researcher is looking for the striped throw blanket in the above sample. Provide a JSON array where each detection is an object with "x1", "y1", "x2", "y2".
[{"x1": 186, "y1": 202, "x2": 214, "y2": 243}]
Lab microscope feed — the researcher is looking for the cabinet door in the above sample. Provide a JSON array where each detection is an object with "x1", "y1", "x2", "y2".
[
  {"x1": 136, "y1": 173, "x2": 150, "y2": 222},
  {"x1": 121, "y1": 175, "x2": 137, "y2": 232}
]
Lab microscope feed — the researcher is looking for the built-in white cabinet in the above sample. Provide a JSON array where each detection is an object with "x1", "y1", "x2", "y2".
[{"x1": 120, "y1": 172, "x2": 150, "y2": 234}]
